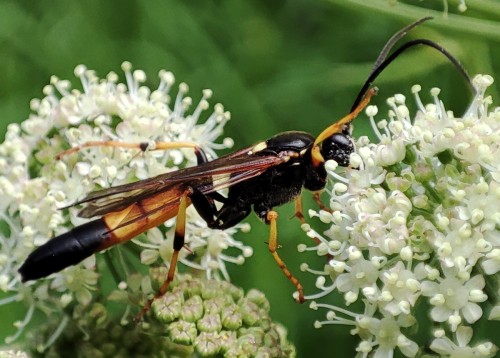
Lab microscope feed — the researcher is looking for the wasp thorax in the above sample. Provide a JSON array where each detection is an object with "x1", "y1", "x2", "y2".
[{"x1": 321, "y1": 133, "x2": 354, "y2": 167}]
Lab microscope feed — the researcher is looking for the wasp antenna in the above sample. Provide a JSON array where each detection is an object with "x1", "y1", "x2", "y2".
[
  {"x1": 371, "y1": 17, "x2": 433, "y2": 76},
  {"x1": 314, "y1": 87, "x2": 377, "y2": 148},
  {"x1": 351, "y1": 26, "x2": 473, "y2": 113}
]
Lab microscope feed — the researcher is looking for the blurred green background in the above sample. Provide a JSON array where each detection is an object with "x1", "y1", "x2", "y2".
[{"x1": 1, "y1": 0, "x2": 499, "y2": 356}]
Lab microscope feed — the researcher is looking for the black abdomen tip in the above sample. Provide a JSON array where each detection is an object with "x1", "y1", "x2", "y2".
[{"x1": 19, "y1": 219, "x2": 109, "y2": 281}]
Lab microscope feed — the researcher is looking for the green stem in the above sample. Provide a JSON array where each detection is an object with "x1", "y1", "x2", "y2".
[
  {"x1": 422, "y1": 181, "x2": 442, "y2": 203},
  {"x1": 411, "y1": 207, "x2": 434, "y2": 220},
  {"x1": 326, "y1": 0, "x2": 500, "y2": 41},
  {"x1": 448, "y1": 0, "x2": 500, "y2": 17}
]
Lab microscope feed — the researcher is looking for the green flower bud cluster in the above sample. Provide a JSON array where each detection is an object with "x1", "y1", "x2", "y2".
[{"x1": 151, "y1": 272, "x2": 296, "y2": 357}]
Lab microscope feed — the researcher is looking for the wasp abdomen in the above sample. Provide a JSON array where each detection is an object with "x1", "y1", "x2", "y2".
[{"x1": 18, "y1": 219, "x2": 110, "y2": 281}]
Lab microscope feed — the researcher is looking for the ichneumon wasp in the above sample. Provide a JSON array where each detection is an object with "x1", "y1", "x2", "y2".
[{"x1": 19, "y1": 17, "x2": 473, "y2": 313}]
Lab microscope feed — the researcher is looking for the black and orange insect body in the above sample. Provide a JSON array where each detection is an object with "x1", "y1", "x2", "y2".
[
  {"x1": 18, "y1": 89, "x2": 374, "y2": 303},
  {"x1": 18, "y1": 17, "x2": 472, "y2": 310}
]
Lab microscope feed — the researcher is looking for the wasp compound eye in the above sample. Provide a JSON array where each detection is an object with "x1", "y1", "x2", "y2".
[{"x1": 321, "y1": 133, "x2": 354, "y2": 167}]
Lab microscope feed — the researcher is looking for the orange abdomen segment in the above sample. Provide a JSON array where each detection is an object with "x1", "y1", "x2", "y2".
[
  {"x1": 99, "y1": 190, "x2": 190, "y2": 249},
  {"x1": 19, "y1": 190, "x2": 188, "y2": 281}
]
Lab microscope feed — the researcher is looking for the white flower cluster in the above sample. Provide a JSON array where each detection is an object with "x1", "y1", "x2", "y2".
[
  {"x1": 0, "y1": 63, "x2": 252, "y2": 344},
  {"x1": 303, "y1": 75, "x2": 499, "y2": 357}
]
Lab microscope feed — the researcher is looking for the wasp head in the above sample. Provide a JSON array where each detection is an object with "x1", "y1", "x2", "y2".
[{"x1": 320, "y1": 132, "x2": 354, "y2": 167}]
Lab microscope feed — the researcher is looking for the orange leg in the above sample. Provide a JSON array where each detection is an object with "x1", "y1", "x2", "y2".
[
  {"x1": 266, "y1": 211, "x2": 304, "y2": 303},
  {"x1": 311, "y1": 192, "x2": 335, "y2": 260},
  {"x1": 55, "y1": 140, "x2": 202, "y2": 160},
  {"x1": 135, "y1": 189, "x2": 190, "y2": 321},
  {"x1": 312, "y1": 192, "x2": 332, "y2": 213},
  {"x1": 292, "y1": 194, "x2": 331, "y2": 245},
  {"x1": 291, "y1": 195, "x2": 306, "y2": 224}
]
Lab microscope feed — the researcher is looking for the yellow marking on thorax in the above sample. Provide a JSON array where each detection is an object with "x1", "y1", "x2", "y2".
[{"x1": 249, "y1": 141, "x2": 267, "y2": 154}]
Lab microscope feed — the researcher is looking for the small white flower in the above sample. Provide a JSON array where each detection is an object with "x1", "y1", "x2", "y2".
[
  {"x1": 366, "y1": 316, "x2": 418, "y2": 358},
  {"x1": 355, "y1": 308, "x2": 418, "y2": 357},
  {"x1": 379, "y1": 262, "x2": 421, "y2": 316},
  {"x1": 335, "y1": 256, "x2": 379, "y2": 304},
  {"x1": 430, "y1": 326, "x2": 497, "y2": 357},
  {"x1": 422, "y1": 269, "x2": 486, "y2": 330}
]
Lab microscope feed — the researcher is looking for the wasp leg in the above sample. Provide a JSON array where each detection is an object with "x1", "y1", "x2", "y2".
[
  {"x1": 189, "y1": 189, "x2": 231, "y2": 225},
  {"x1": 290, "y1": 195, "x2": 306, "y2": 224},
  {"x1": 312, "y1": 192, "x2": 332, "y2": 213},
  {"x1": 266, "y1": 210, "x2": 305, "y2": 303},
  {"x1": 190, "y1": 188, "x2": 250, "y2": 230},
  {"x1": 136, "y1": 189, "x2": 191, "y2": 321},
  {"x1": 291, "y1": 195, "x2": 325, "y2": 246},
  {"x1": 55, "y1": 140, "x2": 208, "y2": 164}
]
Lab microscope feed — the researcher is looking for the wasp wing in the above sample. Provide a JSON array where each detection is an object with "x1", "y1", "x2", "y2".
[
  {"x1": 75, "y1": 149, "x2": 288, "y2": 218},
  {"x1": 76, "y1": 146, "x2": 254, "y2": 205}
]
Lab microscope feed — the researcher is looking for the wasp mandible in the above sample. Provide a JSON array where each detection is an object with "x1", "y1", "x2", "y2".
[{"x1": 19, "y1": 17, "x2": 472, "y2": 308}]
